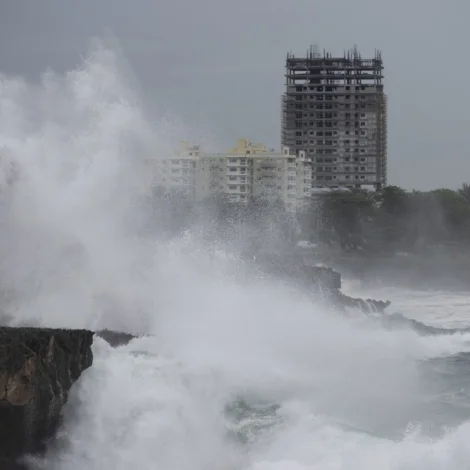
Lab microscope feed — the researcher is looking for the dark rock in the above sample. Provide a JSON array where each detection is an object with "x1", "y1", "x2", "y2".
[
  {"x1": 0, "y1": 327, "x2": 94, "y2": 467},
  {"x1": 246, "y1": 251, "x2": 390, "y2": 314},
  {"x1": 331, "y1": 292, "x2": 391, "y2": 313},
  {"x1": 95, "y1": 329, "x2": 137, "y2": 347}
]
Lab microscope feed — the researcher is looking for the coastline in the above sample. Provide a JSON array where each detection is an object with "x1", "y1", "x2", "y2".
[{"x1": 301, "y1": 250, "x2": 470, "y2": 291}]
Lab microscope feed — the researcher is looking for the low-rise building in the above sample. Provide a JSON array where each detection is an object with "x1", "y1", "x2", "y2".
[
  {"x1": 149, "y1": 142, "x2": 199, "y2": 197},
  {"x1": 148, "y1": 139, "x2": 312, "y2": 213}
]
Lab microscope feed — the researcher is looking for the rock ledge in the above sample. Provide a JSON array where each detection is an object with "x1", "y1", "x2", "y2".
[{"x1": 0, "y1": 327, "x2": 93, "y2": 468}]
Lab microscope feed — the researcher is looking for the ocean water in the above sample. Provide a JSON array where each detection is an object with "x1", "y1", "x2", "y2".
[{"x1": 2, "y1": 41, "x2": 470, "y2": 470}]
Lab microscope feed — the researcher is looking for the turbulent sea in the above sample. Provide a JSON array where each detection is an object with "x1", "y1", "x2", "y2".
[{"x1": 2, "y1": 40, "x2": 470, "y2": 469}]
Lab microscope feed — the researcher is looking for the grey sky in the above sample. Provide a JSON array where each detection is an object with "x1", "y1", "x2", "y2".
[{"x1": 0, "y1": 0, "x2": 468, "y2": 190}]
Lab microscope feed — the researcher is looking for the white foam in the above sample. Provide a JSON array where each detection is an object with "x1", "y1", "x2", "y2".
[{"x1": 2, "y1": 39, "x2": 470, "y2": 470}]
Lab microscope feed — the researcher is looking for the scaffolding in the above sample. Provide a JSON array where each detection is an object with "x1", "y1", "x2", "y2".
[{"x1": 281, "y1": 45, "x2": 387, "y2": 190}]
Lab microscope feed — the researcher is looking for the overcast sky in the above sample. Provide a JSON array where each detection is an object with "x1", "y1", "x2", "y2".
[{"x1": 0, "y1": 0, "x2": 468, "y2": 190}]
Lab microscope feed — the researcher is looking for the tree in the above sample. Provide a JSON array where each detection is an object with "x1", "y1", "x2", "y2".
[
  {"x1": 148, "y1": 182, "x2": 470, "y2": 256},
  {"x1": 317, "y1": 189, "x2": 376, "y2": 251},
  {"x1": 458, "y1": 182, "x2": 470, "y2": 204},
  {"x1": 298, "y1": 183, "x2": 470, "y2": 255},
  {"x1": 375, "y1": 186, "x2": 410, "y2": 250},
  {"x1": 431, "y1": 189, "x2": 470, "y2": 241}
]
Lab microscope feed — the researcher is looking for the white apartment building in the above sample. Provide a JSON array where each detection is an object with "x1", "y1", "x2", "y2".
[
  {"x1": 148, "y1": 139, "x2": 312, "y2": 213},
  {"x1": 149, "y1": 143, "x2": 199, "y2": 196}
]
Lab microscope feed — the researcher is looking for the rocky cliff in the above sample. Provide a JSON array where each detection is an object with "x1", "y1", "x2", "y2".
[
  {"x1": 0, "y1": 327, "x2": 94, "y2": 468},
  {"x1": 248, "y1": 252, "x2": 390, "y2": 313}
]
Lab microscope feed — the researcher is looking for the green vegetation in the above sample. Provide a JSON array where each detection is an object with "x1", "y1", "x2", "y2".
[
  {"x1": 149, "y1": 183, "x2": 470, "y2": 257},
  {"x1": 301, "y1": 184, "x2": 470, "y2": 255},
  {"x1": 148, "y1": 188, "x2": 292, "y2": 248}
]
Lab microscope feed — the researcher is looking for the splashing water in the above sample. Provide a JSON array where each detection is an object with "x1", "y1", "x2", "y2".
[{"x1": 2, "y1": 40, "x2": 470, "y2": 470}]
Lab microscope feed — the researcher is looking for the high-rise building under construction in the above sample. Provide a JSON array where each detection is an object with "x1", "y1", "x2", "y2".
[{"x1": 281, "y1": 45, "x2": 387, "y2": 189}]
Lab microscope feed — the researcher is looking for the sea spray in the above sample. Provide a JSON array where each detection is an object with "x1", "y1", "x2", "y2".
[{"x1": 2, "y1": 39, "x2": 470, "y2": 470}]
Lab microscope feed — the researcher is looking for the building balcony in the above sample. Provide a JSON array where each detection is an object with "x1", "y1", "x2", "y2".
[{"x1": 258, "y1": 165, "x2": 277, "y2": 171}]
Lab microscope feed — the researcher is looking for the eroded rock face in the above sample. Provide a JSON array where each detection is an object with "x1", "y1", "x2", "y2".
[
  {"x1": 0, "y1": 327, "x2": 94, "y2": 466},
  {"x1": 331, "y1": 292, "x2": 391, "y2": 313},
  {"x1": 95, "y1": 329, "x2": 137, "y2": 347},
  {"x1": 249, "y1": 253, "x2": 390, "y2": 314}
]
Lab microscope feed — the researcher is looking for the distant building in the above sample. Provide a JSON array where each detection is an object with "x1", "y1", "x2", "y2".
[
  {"x1": 148, "y1": 141, "x2": 199, "y2": 197},
  {"x1": 281, "y1": 45, "x2": 387, "y2": 190},
  {"x1": 148, "y1": 139, "x2": 312, "y2": 213}
]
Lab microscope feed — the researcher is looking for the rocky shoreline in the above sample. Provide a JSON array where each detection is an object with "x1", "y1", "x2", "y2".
[
  {"x1": 248, "y1": 252, "x2": 391, "y2": 314},
  {"x1": 0, "y1": 255, "x2": 388, "y2": 467},
  {"x1": 0, "y1": 327, "x2": 94, "y2": 469},
  {"x1": 0, "y1": 324, "x2": 148, "y2": 468}
]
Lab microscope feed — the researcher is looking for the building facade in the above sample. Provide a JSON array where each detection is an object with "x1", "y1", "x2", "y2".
[
  {"x1": 148, "y1": 139, "x2": 312, "y2": 213},
  {"x1": 149, "y1": 142, "x2": 199, "y2": 196},
  {"x1": 281, "y1": 45, "x2": 387, "y2": 190}
]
